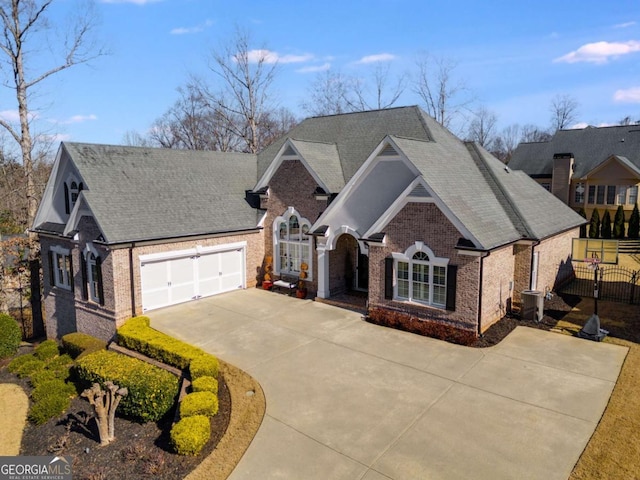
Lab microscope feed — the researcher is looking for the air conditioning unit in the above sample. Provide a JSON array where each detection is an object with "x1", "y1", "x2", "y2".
[{"x1": 521, "y1": 290, "x2": 544, "y2": 322}]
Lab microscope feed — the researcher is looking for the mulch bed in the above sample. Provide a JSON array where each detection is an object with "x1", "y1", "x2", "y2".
[
  {"x1": 471, "y1": 292, "x2": 582, "y2": 347},
  {"x1": 0, "y1": 366, "x2": 231, "y2": 480}
]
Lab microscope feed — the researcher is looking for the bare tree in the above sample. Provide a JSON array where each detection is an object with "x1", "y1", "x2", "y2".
[
  {"x1": 0, "y1": 0, "x2": 104, "y2": 231},
  {"x1": 203, "y1": 29, "x2": 278, "y2": 154},
  {"x1": 549, "y1": 94, "x2": 579, "y2": 131},
  {"x1": 413, "y1": 53, "x2": 474, "y2": 131},
  {"x1": 348, "y1": 63, "x2": 407, "y2": 112},
  {"x1": 121, "y1": 130, "x2": 152, "y2": 148},
  {"x1": 300, "y1": 70, "x2": 353, "y2": 117},
  {"x1": 466, "y1": 106, "x2": 498, "y2": 148},
  {"x1": 619, "y1": 115, "x2": 640, "y2": 126},
  {"x1": 520, "y1": 124, "x2": 552, "y2": 143}
]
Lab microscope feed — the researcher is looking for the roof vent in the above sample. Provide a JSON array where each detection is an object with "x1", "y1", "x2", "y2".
[
  {"x1": 379, "y1": 144, "x2": 398, "y2": 156},
  {"x1": 283, "y1": 145, "x2": 296, "y2": 156}
]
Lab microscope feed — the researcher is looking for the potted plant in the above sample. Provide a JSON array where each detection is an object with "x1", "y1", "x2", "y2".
[
  {"x1": 296, "y1": 262, "x2": 309, "y2": 298},
  {"x1": 262, "y1": 257, "x2": 273, "y2": 290}
]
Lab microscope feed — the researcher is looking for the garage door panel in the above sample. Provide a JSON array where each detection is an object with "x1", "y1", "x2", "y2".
[
  {"x1": 198, "y1": 252, "x2": 221, "y2": 298},
  {"x1": 220, "y1": 249, "x2": 243, "y2": 291},
  {"x1": 141, "y1": 261, "x2": 170, "y2": 311},
  {"x1": 169, "y1": 257, "x2": 196, "y2": 304}
]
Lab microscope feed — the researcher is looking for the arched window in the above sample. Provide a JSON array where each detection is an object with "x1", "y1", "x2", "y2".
[
  {"x1": 63, "y1": 177, "x2": 83, "y2": 214},
  {"x1": 394, "y1": 243, "x2": 448, "y2": 307},
  {"x1": 82, "y1": 244, "x2": 104, "y2": 305},
  {"x1": 274, "y1": 208, "x2": 312, "y2": 278}
]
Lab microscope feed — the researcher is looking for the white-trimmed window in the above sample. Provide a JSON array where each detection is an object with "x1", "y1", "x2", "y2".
[
  {"x1": 393, "y1": 243, "x2": 448, "y2": 307},
  {"x1": 49, "y1": 246, "x2": 72, "y2": 290},
  {"x1": 274, "y1": 208, "x2": 312, "y2": 278},
  {"x1": 630, "y1": 186, "x2": 639, "y2": 205},
  {"x1": 63, "y1": 176, "x2": 83, "y2": 214},
  {"x1": 82, "y1": 244, "x2": 104, "y2": 304},
  {"x1": 574, "y1": 183, "x2": 584, "y2": 204}
]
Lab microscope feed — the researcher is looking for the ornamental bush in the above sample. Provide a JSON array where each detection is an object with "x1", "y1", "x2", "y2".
[
  {"x1": 117, "y1": 316, "x2": 218, "y2": 374},
  {"x1": 0, "y1": 313, "x2": 21, "y2": 359},
  {"x1": 61, "y1": 332, "x2": 106, "y2": 359},
  {"x1": 589, "y1": 209, "x2": 601, "y2": 239},
  {"x1": 629, "y1": 204, "x2": 640, "y2": 239},
  {"x1": 28, "y1": 392, "x2": 71, "y2": 425},
  {"x1": 75, "y1": 350, "x2": 179, "y2": 423},
  {"x1": 601, "y1": 210, "x2": 612, "y2": 239},
  {"x1": 613, "y1": 205, "x2": 626, "y2": 239},
  {"x1": 31, "y1": 379, "x2": 76, "y2": 403},
  {"x1": 29, "y1": 369, "x2": 58, "y2": 388},
  {"x1": 191, "y1": 376, "x2": 218, "y2": 395},
  {"x1": 8, "y1": 355, "x2": 45, "y2": 378},
  {"x1": 189, "y1": 354, "x2": 219, "y2": 380},
  {"x1": 170, "y1": 415, "x2": 210, "y2": 456},
  {"x1": 179, "y1": 391, "x2": 219, "y2": 418},
  {"x1": 34, "y1": 339, "x2": 60, "y2": 361}
]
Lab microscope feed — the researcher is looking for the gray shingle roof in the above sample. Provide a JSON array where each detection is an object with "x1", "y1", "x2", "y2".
[
  {"x1": 289, "y1": 139, "x2": 345, "y2": 192},
  {"x1": 258, "y1": 106, "x2": 433, "y2": 185},
  {"x1": 509, "y1": 125, "x2": 640, "y2": 178},
  {"x1": 62, "y1": 143, "x2": 258, "y2": 244}
]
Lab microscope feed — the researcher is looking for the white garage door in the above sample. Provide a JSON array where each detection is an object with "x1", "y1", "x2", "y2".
[{"x1": 140, "y1": 243, "x2": 245, "y2": 312}]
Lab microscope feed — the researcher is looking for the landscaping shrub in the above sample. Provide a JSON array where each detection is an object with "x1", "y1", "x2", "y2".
[
  {"x1": 170, "y1": 415, "x2": 210, "y2": 456},
  {"x1": 0, "y1": 313, "x2": 22, "y2": 359},
  {"x1": 589, "y1": 209, "x2": 601, "y2": 239},
  {"x1": 61, "y1": 332, "x2": 106, "y2": 359},
  {"x1": 46, "y1": 354, "x2": 74, "y2": 374},
  {"x1": 8, "y1": 355, "x2": 45, "y2": 378},
  {"x1": 117, "y1": 316, "x2": 218, "y2": 374},
  {"x1": 613, "y1": 205, "x2": 626, "y2": 239},
  {"x1": 366, "y1": 307, "x2": 477, "y2": 346},
  {"x1": 189, "y1": 354, "x2": 219, "y2": 380},
  {"x1": 28, "y1": 393, "x2": 71, "y2": 425},
  {"x1": 577, "y1": 207, "x2": 587, "y2": 238},
  {"x1": 31, "y1": 379, "x2": 76, "y2": 403},
  {"x1": 629, "y1": 203, "x2": 640, "y2": 239},
  {"x1": 179, "y1": 391, "x2": 218, "y2": 418},
  {"x1": 75, "y1": 350, "x2": 179, "y2": 423},
  {"x1": 34, "y1": 339, "x2": 60, "y2": 361},
  {"x1": 29, "y1": 369, "x2": 58, "y2": 388},
  {"x1": 601, "y1": 210, "x2": 612, "y2": 239},
  {"x1": 191, "y1": 376, "x2": 218, "y2": 395}
]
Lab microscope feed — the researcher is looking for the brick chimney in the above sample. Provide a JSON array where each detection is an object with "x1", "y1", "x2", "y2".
[{"x1": 551, "y1": 153, "x2": 574, "y2": 204}]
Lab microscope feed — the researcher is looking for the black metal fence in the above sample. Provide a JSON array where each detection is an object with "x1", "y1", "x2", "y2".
[{"x1": 559, "y1": 263, "x2": 640, "y2": 304}]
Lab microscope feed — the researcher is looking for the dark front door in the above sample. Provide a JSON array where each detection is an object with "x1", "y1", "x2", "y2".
[{"x1": 356, "y1": 250, "x2": 369, "y2": 291}]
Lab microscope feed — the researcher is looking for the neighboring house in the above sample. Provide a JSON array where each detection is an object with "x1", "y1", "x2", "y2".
[
  {"x1": 509, "y1": 125, "x2": 640, "y2": 221},
  {"x1": 33, "y1": 106, "x2": 584, "y2": 341}
]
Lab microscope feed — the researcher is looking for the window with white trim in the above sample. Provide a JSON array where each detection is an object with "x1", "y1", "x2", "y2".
[
  {"x1": 574, "y1": 183, "x2": 584, "y2": 204},
  {"x1": 630, "y1": 186, "x2": 639, "y2": 205},
  {"x1": 82, "y1": 244, "x2": 104, "y2": 304},
  {"x1": 274, "y1": 208, "x2": 312, "y2": 278},
  {"x1": 50, "y1": 246, "x2": 72, "y2": 290},
  {"x1": 87, "y1": 252, "x2": 100, "y2": 302},
  {"x1": 394, "y1": 243, "x2": 448, "y2": 307}
]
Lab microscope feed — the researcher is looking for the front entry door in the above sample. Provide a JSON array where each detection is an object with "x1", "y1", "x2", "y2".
[{"x1": 356, "y1": 250, "x2": 369, "y2": 291}]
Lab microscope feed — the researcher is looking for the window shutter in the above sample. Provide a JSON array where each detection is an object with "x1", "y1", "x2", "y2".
[
  {"x1": 48, "y1": 251, "x2": 55, "y2": 287},
  {"x1": 80, "y1": 254, "x2": 88, "y2": 300},
  {"x1": 64, "y1": 183, "x2": 70, "y2": 214},
  {"x1": 384, "y1": 257, "x2": 394, "y2": 300},
  {"x1": 446, "y1": 265, "x2": 457, "y2": 311},
  {"x1": 96, "y1": 256, "x2": 105, "y2": 305},
  {"x1": 68, "y1": 254, "x2": 74, "y2": 290}
]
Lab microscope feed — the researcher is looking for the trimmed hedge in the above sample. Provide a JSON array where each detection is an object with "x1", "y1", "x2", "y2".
[
  {"x1": 117, "y1": 316, "x2": 219, "y2": 377},
  {"x1": 179, "y1": 391, "x2": 219, "y2": 418},
  {"x1": 366, "y1": 307, "x2": 477, "y2": 346},
  {"x1": 75, "y1": 350, "x2": 179, "y2": 423},
  {"x1": 0, "y1": 313, "x2": 21, "y2": 359},
  {"x1": 191, "y1": 376, "x2": 218, "y2": 395},
  {"x1": 170, "y1": 415, "x2": 210, "y2": 456},
  {"x1": 34, "y1": 340, "x2": 60, "y2": 361},
  {"x1": 61, "y1": 332, "x2": 106, "y2": 359}
]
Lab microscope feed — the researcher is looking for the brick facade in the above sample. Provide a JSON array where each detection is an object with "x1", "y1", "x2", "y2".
[
  {"x1": 480, "y1": 243, "x2": 515, "y2": 332},
  {"x1": 534, "y1": 228, "x2": 580, "y2": 293},
  {"x1": 368, "y1": 202, "x2": 481, "y2": 332}
]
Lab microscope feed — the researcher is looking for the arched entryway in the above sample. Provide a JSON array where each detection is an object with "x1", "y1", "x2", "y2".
[{"x1": 329, "y1": 234, "x2": 368, "y2": 296}]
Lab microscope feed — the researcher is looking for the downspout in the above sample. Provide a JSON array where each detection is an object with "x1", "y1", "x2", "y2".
[
  {"x1": 529, "y1": 240, "x2": 541, "y2": 289},
  {"x1": 129, "y1": 243, "x2": 136, "y2": 317},
  {"x1": 477, "y1": 252, "x2": 489, "y2": 337}
]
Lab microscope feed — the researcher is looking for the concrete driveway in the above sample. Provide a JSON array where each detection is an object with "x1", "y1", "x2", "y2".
[{"x1": 149, "y1": 289, "x2": 627, "y2": 480}]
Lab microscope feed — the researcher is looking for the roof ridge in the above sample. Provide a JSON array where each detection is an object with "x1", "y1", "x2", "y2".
[
  {"x1": 465, "y1": 142, "x2": 533, "y2": 239},
  {"x1": 307, "y1": 105, "x2": 419, "y2": 120}
]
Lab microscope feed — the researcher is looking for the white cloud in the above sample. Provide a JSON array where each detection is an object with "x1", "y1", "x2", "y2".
[
  {"x1": 170, "y1": 19, "x2": 213, "y2": 35},
  {"x1": 241, "y1": 49, "x2": 313, "y2": 64},
  {"x1": 614, "y1": 21, "x2": 636, "y2": 29},
  {"x1": 614, "y1": 86, "x2": 640, "y2": 103},
  {"x1": 357, "y1": 53, "x2": 396, "y2": 64},
  {"x1": 554, "y1": 40, "x2": 640, "y2": 64},
  {"x1": 62, "y1": 114, "x2": 98, "y2": 124},
  {"x1": 100, "y1": 0, "x2": 163, "y2": 4},
  {"x1": 296, "y1": 63, "x2": 331, "y2": 73},
  {"x1": 0, "y1": 110, "x2": 39, "y2": 122}
]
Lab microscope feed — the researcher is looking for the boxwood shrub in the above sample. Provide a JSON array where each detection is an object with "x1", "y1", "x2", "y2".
[
  {"x1": 75, "y1": 350, "x2": 179, "y2": 423},
  {"x1": 170, "y1": 415, "x2": 210, "y2": 456},
  {"x1": 179, "y1": 391, "x2": 218, "y2": 418},
  {"x1": 117, "y1": 316, "x2": 218, "y2": 376},
  {"x1": 189, "y1": 354, "x2": 219, "y2": 380},
  {"x1": 191, "y1": 376, "x2": 218, "y2": 395},
  {"x1": 0, "y1": 313, "x2": 21, "y2": 359},
  {"x1": 34, "y1": 340, "x2": 60, "y2": 361},
  {"x1": 61, "y1": 332, "x2": 106, "y2": 359}
]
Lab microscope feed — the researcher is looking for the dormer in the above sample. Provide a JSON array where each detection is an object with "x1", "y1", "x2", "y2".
[{"x1": 63, "y1": 174, "x2": 84, "y2": 215}]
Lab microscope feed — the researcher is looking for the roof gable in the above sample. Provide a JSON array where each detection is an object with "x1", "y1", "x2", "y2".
[{"x1": 581, "y1": 154, "x2": 640, "y2": 180}]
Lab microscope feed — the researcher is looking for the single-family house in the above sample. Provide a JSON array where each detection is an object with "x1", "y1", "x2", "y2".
[
  {"x1": 33, "y1": 106, "x2": 584, "y2": 341},
  {"x1": 509, "y1": 125, "x2": 640, "y2": 221}
]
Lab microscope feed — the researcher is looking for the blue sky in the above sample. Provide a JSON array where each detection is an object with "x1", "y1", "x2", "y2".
[{"x1": 3, "y1": 0, "x2": 640, "y2": 148}]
